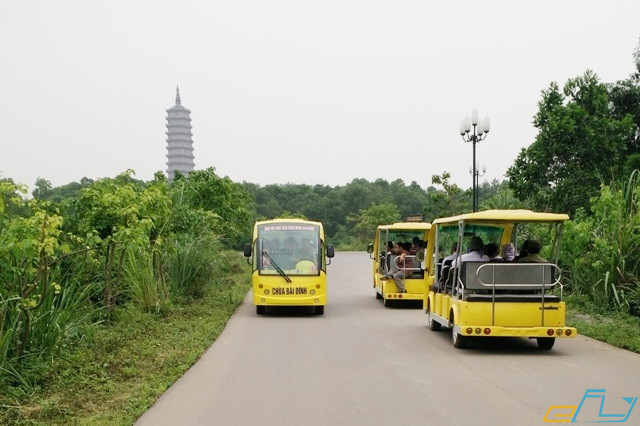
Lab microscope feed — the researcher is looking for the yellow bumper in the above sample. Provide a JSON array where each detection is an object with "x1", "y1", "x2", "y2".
[
  {"x1": 458, "y1": 325, "x2": 577, "y2": 338},
  {"x1": 253, "y1": 293, "x2": 326, "y2": 306}
]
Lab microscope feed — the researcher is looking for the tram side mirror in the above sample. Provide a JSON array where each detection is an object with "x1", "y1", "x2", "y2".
[
  {"x1": 367, "y1": 243, "x2": 375, "y2": 259},
  {"x1": 243, "y1": 243, "x2": 252, "y2": 258},
  {"x1": 326, "y1": 244, "x2": 335, "y2": 258}
]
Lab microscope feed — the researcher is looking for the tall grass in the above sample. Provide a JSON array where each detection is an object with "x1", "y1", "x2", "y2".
[
  {"x1": 166, "y1": 233, "x2": 225, "y2": 298},
  {"x1": 27, "y1": 278, "x2": 98, "y2": 359},
  {"x1": 561, "y1": 171, "x2": 640, "y2": 316},
  {"x1": 122, "y1": 245, "x2": 170, "y2": 314},
  {"x1": 0, "y1": 273, "x2": 98, "y2": 393}
]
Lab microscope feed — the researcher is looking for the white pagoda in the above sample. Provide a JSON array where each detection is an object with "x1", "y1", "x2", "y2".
[{"x1": 166, "y1": 86, "x2": 195, "y2": 180}]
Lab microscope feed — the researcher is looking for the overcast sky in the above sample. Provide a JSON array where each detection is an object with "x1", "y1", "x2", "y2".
[{"x1": 2, "y1": 1, "x2": 639, "y2": 193}]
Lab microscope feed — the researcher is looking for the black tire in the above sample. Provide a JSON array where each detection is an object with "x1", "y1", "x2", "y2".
[
  {"x1": 256, "y1": 305, "x2": 266, "y2": 315},
  {"x1": 452, "y1": 328, "x2": 469, "y2": 348},
  {"x1": 537, "y1": 337, "x2": 555, "y2": 350},
  {"x1": 376, "y1": 291, "x2": 383, "y2": 300},
  {"x1": 315, "y1": 306, "x2": 324, "y2": 315},
  {"x1": 428, "y1": 312, "x2": 441, "y2": 331}
]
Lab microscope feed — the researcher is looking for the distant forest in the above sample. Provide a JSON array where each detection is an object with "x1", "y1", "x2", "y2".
[{"x1": 26, "y1": 171, "x2": 510, "y2": 248}]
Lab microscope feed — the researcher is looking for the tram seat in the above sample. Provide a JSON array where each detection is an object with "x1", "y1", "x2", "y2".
[{"x1": 459, "y1": 261, "x2": 560, "y2": 302}]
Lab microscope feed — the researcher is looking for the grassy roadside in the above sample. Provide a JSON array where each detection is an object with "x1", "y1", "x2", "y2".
[
  {"x1": 1, "y1": 257, "x2": 251, "y2": 425},
  {"x1": 3, "y1": 264, "x2": 639, "y2": 424},
  {"x1": 565, "y1": 294, "x2": 640, "y2": 353}
]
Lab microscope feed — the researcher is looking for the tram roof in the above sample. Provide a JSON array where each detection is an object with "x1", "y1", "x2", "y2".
[
  {"x1": 255, "y1": 218, "x2": 324, "y2": 228},
  {"x1": 377, "y1": 222, "x2": 432, "y2": 231},
  {"x1": 431, "y1": 209, "x2": 569, "y2": 226}
]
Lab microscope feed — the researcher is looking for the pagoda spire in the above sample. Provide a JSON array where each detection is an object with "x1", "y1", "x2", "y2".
[{"x1": 176, "y1": 85, "x2": 181, "y2": 105}]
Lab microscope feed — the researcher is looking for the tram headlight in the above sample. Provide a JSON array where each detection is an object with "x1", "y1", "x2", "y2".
[{"x1": 264, "y1": 289, "x2": 270, "y2": 295}]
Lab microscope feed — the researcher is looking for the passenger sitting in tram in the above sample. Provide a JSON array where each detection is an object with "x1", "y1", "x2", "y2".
[
  {"x1": 381, "y1": 242, "x2": 411, "y2": 292},
  {"x1": 384, "y1": 240, "x2": 394, "y2": 271},
  {"x1": 436, "y1": 242, "x2": 458, "y2": 287},
  {"x1": 501, "y1": 243, "x2": 515, "y2": 261},
  {"x1": 484, "y1": 242, "x2": 500, "y2": 260},
  {"x1": 517, "y1": 240, "x2": 547, "y2": 263},
  {"x1": 415, "y1": 240, "x2": 427, "y2": 265},
  {"x1": 294, "y1": 237, "x2": 316, "y2": 262},
  {"x1": 410, "y1": 237, "x2": 421, "y2": 255},
  {"x1": 441, "y1": 242, "x2": 458, "y2": 266},
  {"x1": 283, "y1": 237, "x2": 297, "y2": 254},
  {"x1": 451, "y1": 236, "x2": 488, "y2": 267}
]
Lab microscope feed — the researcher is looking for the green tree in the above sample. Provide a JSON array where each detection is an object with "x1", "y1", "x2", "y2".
[
  {"x1": 609, "y1": 40, "x2": 640, "y2": 174},
  {"x1": 348, "y1": 202, "x2": 401, "y2": 241},
  {"x1": 423, "y1": 172, "x2": 469, "y2": 221},
  {"x1": 176, "y1": 168, "x2": 255, "y2": 247},
  {"x1": 507, "y1": 70, "x2": 635, "y2": 214},
  {"x1": 480, "y1": 182, "x2": 527, "y2": 210},
  {"x1": 32, "y1": 178, "x2": 52, "y2": 199},
  {"x1": 69, "y1": 170, "x2": 172, "y2": 318}
]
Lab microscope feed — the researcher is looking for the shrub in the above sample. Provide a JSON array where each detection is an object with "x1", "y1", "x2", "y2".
[
  {"x1": 166, "y1": 233, "x2": 223, "y2": 299},
  {"x1": 561, "y1": 171, "x2": 640, "y2": 315}
]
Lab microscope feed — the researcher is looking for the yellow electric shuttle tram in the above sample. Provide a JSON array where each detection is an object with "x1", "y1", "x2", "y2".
[
  {"x1": 368, "y1": 222, "x2": 431, "y2": 307},
  {"x1": 244, "y1": 219, "x2": 334, "y2": 315},
  {"x1": 424, "y1": 210, "x2": 577, "y2": 349}
]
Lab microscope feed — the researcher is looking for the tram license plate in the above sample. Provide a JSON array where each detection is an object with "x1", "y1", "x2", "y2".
[{"x1": 272, "y1": 287, "x2": 308, "y2": 295}]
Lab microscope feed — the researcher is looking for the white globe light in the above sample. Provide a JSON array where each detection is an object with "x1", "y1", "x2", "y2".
[
  {"x1": 483, "y1": 116, "x2": 491, "y2": 133},
  {"x1": 464, "y1": 116, "x2": 472, "y2": 133},
  {"x1": 471, "y1": 109, "x2": 479, "y2": 126}
]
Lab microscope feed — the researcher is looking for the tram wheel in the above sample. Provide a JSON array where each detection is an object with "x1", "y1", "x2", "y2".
[{"x1": 537, "y1": 337, "x2": 555, "y2": 350}]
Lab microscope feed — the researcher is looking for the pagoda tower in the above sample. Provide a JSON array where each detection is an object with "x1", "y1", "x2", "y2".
[{"x1": 166, "y1": 86, "x2": 195, "y2": 180}]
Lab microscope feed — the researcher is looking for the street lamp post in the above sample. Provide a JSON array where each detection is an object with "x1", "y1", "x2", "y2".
[
  {"x1": 460, "y1": 109, "x2": 490, "y2": 212},
  {"x1": 469, "y1": 162, "x2": 487, "y2": 211}
]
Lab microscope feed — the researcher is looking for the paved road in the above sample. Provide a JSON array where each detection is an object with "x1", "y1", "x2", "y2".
[{"x1": 137, "y1": 252, "x2": 640, "y2": 426}]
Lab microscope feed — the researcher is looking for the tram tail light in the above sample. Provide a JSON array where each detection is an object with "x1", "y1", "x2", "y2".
[
  {"x1": 475, "y1": 328, "x2": 481, "y2": 335},
  {"x1": 483, "y1": 328, "x2": 491, "y2": 335},
  {"x1": 556, "y1": 329, "x2": 563, "y2": 336},
  {"x1": 466, "y1": 327, "x2": 473, "y2": 334},
  {"x1": 547, "y1": 329, "x2": 555, "y2": 336},
  {"x1": 565, "y1": 329, "x2": 572, "y2": 336}
]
